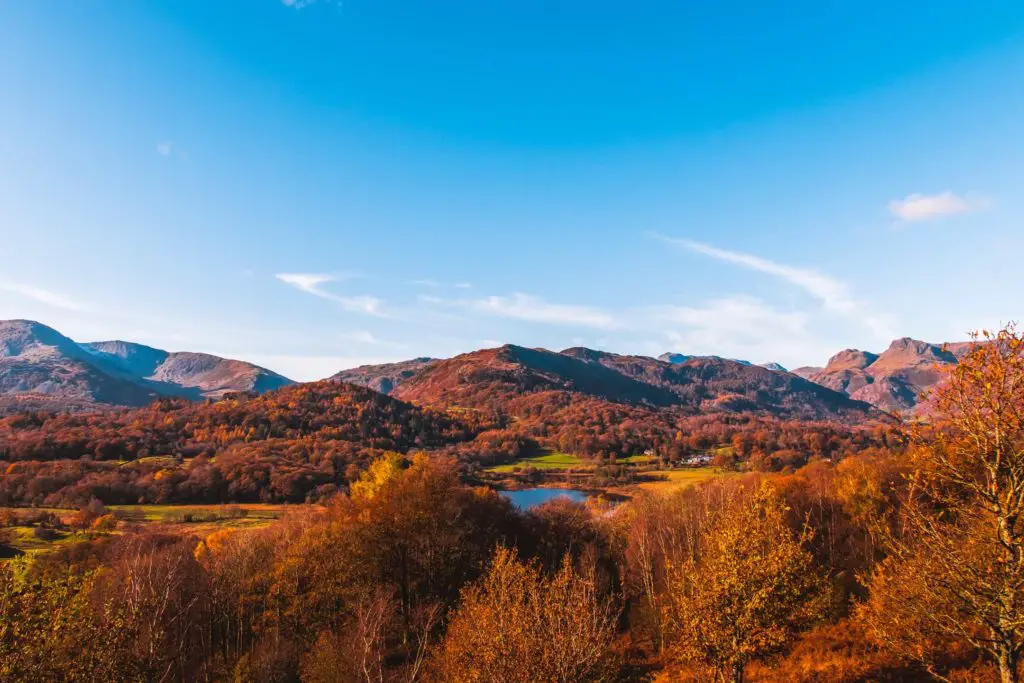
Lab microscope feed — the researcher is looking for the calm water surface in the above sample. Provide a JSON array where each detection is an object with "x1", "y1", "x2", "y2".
[{"x1": 500, "y1": 488, "x2": 588, "y2": 510}]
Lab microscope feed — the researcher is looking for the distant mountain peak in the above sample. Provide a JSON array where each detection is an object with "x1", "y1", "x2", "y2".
[
  {"x1": 657, "y1": 351, "x2": 783, "y2": 371},
  {"x1": 0, "y1": 319, "x2": 86, "y2": 360},
  {"x1": 824, "y1": 349, "x2": 878, "y2": 371},
  {"x1": 801, "y1": 336, "x2": 967, "y2": 413},
  {"x1": 559, "y1": 346, "x2": 612, "y2": 363},
  {"x1": 82, "y1": 340, "x2": 170, "y2": 377},
  {"x1": 887, "y1": 336, "x2": 925, "y2": 350},
  {"x1": 330, "y1": 357, "x2": 437, "y2": 395},
  {"x1": 0, "y1": 319, "x2": 293, "y2": 412},
  {"x1": 85, "y1": 339, "x2": 164, "y2": 355}
]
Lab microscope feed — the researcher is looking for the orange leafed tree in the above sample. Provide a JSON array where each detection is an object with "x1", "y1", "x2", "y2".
[
  {"x1": 661, "y1": 482, "x2": 826, "y2": 683},
  {"x1": 861, "y1": 323, "x2": 1024, "y2": 683},
  {"x1": 436, "y1": 546, "x2": 620, "y2": 683}
]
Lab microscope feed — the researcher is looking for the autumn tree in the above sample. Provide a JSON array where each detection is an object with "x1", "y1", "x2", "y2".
[
  {"x1": 194, "y1": 524, "x2": 287, "y2": 671},
  {"x1": 94, "y1": 533, "x2": 212, "y2": 681},
  {"x1": 619, "y1": 483, "x2": 727, "y2": 654},
  {"x1": 861, "y1": 324, "x2": 1024, "y2": 683},
  {"x1": 661, "y1": 482, "x2": 826, "y2": 682},
  {"x1": 350, "y1": 451, "x2": 407, "y2": 500},
  {"x1": 262, "y1": 453, "x2": 524, "y2": 678},
  {"x1": 436, "y1": 547, "x2": 620, "y2": 683},
  {"x1": 0, "y1": 563, "x2": 136, "y2": 681}
]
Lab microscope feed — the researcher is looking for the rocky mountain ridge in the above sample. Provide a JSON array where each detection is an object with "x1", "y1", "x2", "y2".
[{"x1": 792, "y1": 337, "x2": 972, "y2": 412}]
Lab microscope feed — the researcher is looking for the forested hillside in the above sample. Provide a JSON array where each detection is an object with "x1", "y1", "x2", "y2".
[{"x1": 0, "y1": 382, "x2": 488, "y2": 506}]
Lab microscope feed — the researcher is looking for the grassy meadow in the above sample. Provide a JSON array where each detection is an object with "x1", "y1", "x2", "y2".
[
  {"x1": 486, "y1": 452, "x2": 584, "y2": 473},
  {"x1": 634, "y1": 466, "x2": 730, "y2": 492},
  {"x1": 1, "y1": 503, "x2": 298, "y2": 559},
  {"x1": 483, "y1": 448, "x2": 730, "y2": 498}
]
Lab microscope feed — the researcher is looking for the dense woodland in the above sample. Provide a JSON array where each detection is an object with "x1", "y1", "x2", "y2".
[
  {"x1": 2, "y1": 325, "x2": 1023, "y2": 681},
  {"x1": 0, "y1": 373, "x2": 894, "y2": 507}
]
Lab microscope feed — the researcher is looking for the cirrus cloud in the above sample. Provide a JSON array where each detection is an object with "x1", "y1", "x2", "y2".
[
  {"x1": 420, "y1": 292, "x2": 621, "y2": 330},
  {"x1": 275, "y1": 273, "x2": 386, "y2": 317},
  {"x1": 339, "y1": 330, "x2": 408, "y2": 349},
  {"x1": 887, "y1": 191, "x2": 989, "y2": 222},
  {"x1": 0, "y1": 282, "x2": 90, "y2": 313},
  {"x1": 651, "y1": 234, "x2": 895, "y2": 340},
  {"x1": 652, "y1": 296, "x2": 832, "y2": 369}
]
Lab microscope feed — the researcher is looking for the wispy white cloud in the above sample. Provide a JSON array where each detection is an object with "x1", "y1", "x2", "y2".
[
  {"x1": 276, "y1": 273, "x2": 335, "y2": 296},
  {"x1": 0, "y1": 282, "x2": 90, "y2": 313},
  {"x1": 275, "y1": 273, "x2": 386, "y2": 317},
  {"x1": 341, "y1": 330, "x2": 381, "y2": 345},
  {"x1": 654, "y1": 296, "x2": 808, "y2": 335},
  {"x1": 340, "y1": 330, "x2": 407, "y2": 349},
  {"x1": 887, "y1": 191, "x2": 989, "y2": 222},
  {"x1": 656, "y1": 235, "x2": 850, "y2": 311},
  {"x1": 652, "y1": 296, "x2": 833, "y2": 369},
  {"x1": 653, "y1": 234, "x2": 895, "y2": 339},
  {"x1": 421, "y1": 292, "x2": 621, "y2": 330},
  {"x1": 338, "y1": 296, "x2": 384, "y2": 316}
]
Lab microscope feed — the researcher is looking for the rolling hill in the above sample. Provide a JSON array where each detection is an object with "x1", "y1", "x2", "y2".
[
  {"x1": 392, "y1": 344, "x2": 877, "y2": 421},
  {"x1": 0, "y1": 380, "x2": 482, "y2": 505}
]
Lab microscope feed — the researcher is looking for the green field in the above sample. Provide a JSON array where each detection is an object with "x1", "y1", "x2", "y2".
[
  {"x1": 4, "y1": 526, "x2": 95, "y2": 557},
  {"x1": 636, "y1": 466, "x2": 728, "y2": 492},
  {"x1": 108, "y1": 503, "x2": 294, "y2": 523},
  {"x1": 488, "y1": 451, "x2": 664, "y2": 473},
  {"x1": 487, "y1": 452, "x2": 584, "y2": 473},
  {"x1": 0, "y1": 506, "x2": 67, "y2": 516},
  {"x1": 2, "y1": 504, "x2": 298, "y2": 559},
  {"x1": 619, "y1": 454, "x2": 656, "y2": 464}
]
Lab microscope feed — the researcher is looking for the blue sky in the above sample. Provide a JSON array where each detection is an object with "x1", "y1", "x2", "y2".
[{"x1": 1, "y1": 1, "x2": 1023, "y2": 380}]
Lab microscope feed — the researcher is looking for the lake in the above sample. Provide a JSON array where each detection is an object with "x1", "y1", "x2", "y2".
[{"x1": 500, "y1": 488, "x2": 588, "y2": 510}]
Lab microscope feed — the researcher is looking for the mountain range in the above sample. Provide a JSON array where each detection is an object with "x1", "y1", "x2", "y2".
[
  {"x1": 0, "y1": 318, "x2": 969, "y2": 418},
  {"x1": 0, "y1": 320, "x2": 293, "y2": 413}
]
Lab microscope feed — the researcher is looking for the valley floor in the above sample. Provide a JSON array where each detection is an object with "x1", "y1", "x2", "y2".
[
  {"x1": 482, "y1": 449, "x2": 732, "y2": 498},
  {"x1": 2, "y1": 453, "x2": 732, "y2": 560},
  {"x1": 0, "y1": 503, "x2": 296, "y2": 559}
]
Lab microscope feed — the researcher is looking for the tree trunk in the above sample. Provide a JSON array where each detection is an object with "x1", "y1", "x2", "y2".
[
  {"x1": 399, "y1": 545, "x2": 410, "y2": 645},
  {"x1": 728, "y1": 661, "x2": 744, "y2": 683},
  {"x1": 998, "y1": 646, "x2": 1018, "y2": 683}
]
